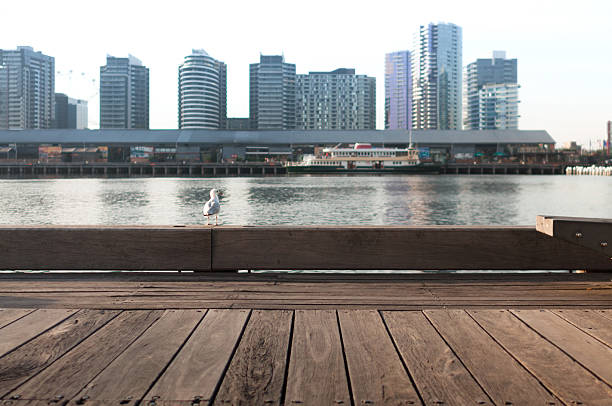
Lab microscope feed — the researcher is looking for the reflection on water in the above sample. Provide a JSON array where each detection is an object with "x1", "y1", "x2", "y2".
[{"x1": 0, "y1": 175, "x2": 610, "y2": 226}]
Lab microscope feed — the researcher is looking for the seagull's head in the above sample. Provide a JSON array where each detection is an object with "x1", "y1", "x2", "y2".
[{"x1": 210, "y1": 189, "x2": 219, "y2": 198}]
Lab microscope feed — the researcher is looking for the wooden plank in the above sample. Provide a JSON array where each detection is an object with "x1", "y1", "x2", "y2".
[
  {"x1": 511, "y1": 309, "x2": 612, "y2": 386},
  {"x1": 7, "y1": 310, "x2": 163, "y2": 402},
  {"x1": 212, "y1": 226, "x2": 612, "y2": 270},
  {"x1": 213, "y1": 310, "x2": 292, "y2": 406},
  {"x1": 537, "y1": 215, "x2": 612, "y2": 258},
  {"x1": 144, "y1": 309, "x2": 249, "y2": 404},
  {"x1": 0, "y1": 309, "x2": 35, "y2": 329},
  {"x1": 424, "y1": 310, "x2": 557, "y2": 404},
  {"x1": 337, "y1": 309, "x2": 421, "y2": 405},
  {"x1": 470, "y1": 309, "x2": 612, "y2": 404},
  {"x1": 0, "y1": 309, "x2": 77, "y2": 357},
  {"x1": 552, "y1": 309, "x2": 612, "y2": 347},
  {"x1": 284, "y1": 310, "x2": 350, "y2": 405},
  {"x1": 383, "y1": 311, "x2": 492, "y2": 405},
  {"x1": 0, "y1": 226, "x2": 211, "y2": 270},
  {"x1": 69, "y1": 309, "x2": 203, "y2": 405},
  {"x1": 0, "y1": 309, "x2": 118, "y2": 398}
]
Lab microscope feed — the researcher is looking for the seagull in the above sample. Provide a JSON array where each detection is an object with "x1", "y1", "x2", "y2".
[{"x1": 202, "y1": 188, "x2": 220, "y2": 225}]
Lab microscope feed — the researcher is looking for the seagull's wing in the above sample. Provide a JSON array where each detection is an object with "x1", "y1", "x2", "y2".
[
  {"x1": 209, "y1": 199, "x2": 220, "y2": 215},
  {"x1": 202, "y1": 199, "x2": 213, "y2": 215}
]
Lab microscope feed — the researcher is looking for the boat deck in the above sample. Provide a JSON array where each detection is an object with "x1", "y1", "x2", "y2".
[{"x1": 1, "y1": 272, "x2": 611, "y2": 405}]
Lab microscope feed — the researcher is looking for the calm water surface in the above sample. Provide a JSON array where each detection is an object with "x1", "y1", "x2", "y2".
[{"x1": 0, "y1": 175, "x2": 610, "y2": 226}]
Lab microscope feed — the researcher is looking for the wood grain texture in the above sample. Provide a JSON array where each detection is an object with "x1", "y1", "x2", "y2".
[
  {"x1": 0, "y1": 309, "x2": 77, "y2": 357},
  {"x1": 424, "y1": 310, "x2": 557, "y2": 405},
  {"x1": 144, "y1": 309, "x2": 249, "y2": 403},
  {"x1": 70, "y1": 310, "x2": 203, "y2": 405},
  {"x1": 7, "y1": 310, "x2": 163, "y2": 401},
  {"x1": 212, "y1": 226, "x2": 612, "y2": 270},
  {"x1": 0, "y1": 309, "x2": 35, "y2": 329},
  {"x1": 552, "y1": 310, "x2": 612, "y2": 347},
  {"x1": 0, "y1": 226, "x2": 211, "y2": 270},
  {"x1": 0, "y1": 310, "x2": 118, "y2": 398},
  {"x1": 537, "y1": 215, "x2": 612, "y2": 257},
  {"x1": 511, "y1": 309, "x2": 612, "y2": 386},
  {"x1": 470, "y1": 309, "x2": 612, "y2": 405},
  {"x1": 383, "y1": 311, "x2": 492, "y2": 406},
  {"x1": 284, "y1": 310, "x2": 350, "y2": 405},
  {"x1": 213, "y1": 310, "x2": 292, "y2": 406},
  {"x1": 338, "y1": 309, "x2": 421, "y2": 405}
]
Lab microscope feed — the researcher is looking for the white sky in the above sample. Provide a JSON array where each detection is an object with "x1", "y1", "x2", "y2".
[{"x1": 2, "y1": 0, "x2": 611, "y2": 147}]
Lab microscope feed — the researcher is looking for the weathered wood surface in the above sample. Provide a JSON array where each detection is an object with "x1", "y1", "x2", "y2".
[
  {"x1": 212, "y1": 226, "x2": 612, "y2": 270},
  {"x1": 7, "y1": 310, "x2": 163, "y2": 402},
  {"x1": 0, "y1": 310, "x2": 117, "y2": 397},
  {"x1": 552, "y1": 309, "x2": 612, "y2": 347},
  {"x1": 0, "y1": 225, "x2": 611, "y2": 271},
  {"x1": 144, "y1": 309, "x2": 249, "y2": 404},
  {"x1": 338, "y1": 309, "x2": 421, "y2": 405},
  {"x1": 0, "y1": 309, "x2": 34, "y2": 329},
  {"x1": 424, "y1": 309, "x2": 558, "y2": 404},
  {"x1": 0, "y1": 309, "x2": 77, "y2": 357},
  {"x1": 0, "y1": 226, "x2": 211, "y2": 270},
  {"x1": 70, "y1": 310, "x2": 202, "y2": 405},
  {"x1": 469, "y1": 309, "x2": 612, "y2": 405},
  {"x1": 1, "y1": 272, "x2": 611, "y2": 310},
  {"x1": 0, "y1": 307, "x2": 611, "y2": 404},
  {"x1": 285, "y1": 310, "x2": 350, "y2": 405},
  {"x1": 537, "y1": 215, "x2": 612, "y2": 257},
  {"x1": 213, "y1": 310, "x2": 292, "y2": 406},
  {"x1": 383, "y1": 311, "x2": 492, "y2": 405},
  {"x1": 512, "y1": 309, "x2": 612, "y2": 386}
]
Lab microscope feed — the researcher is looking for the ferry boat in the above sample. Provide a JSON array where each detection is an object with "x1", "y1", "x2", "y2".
[{"x1": 285, "y1": 143, "x2": 440, "y2": 174}]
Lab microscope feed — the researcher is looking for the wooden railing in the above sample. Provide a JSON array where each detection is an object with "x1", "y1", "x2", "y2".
[{"x1": 0, "y1": 216, "x2": 610, "y2": 271}]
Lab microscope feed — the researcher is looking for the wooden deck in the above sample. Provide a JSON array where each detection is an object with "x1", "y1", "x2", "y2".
[{"x1": 1, "y1": 272, "x2": 612, "y2": 405}]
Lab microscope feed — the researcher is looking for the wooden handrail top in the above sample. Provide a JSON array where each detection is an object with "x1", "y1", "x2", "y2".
[{"x1": 0, "y1": 219, "x2": 610, "y2": 271}]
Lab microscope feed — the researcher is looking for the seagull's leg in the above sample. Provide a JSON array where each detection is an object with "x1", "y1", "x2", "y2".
[
  {"x1": 215, "y1": 214, "x2": 218, "y2": 226},
  {"x1": 206, "y1": 216, "x2": 209, "y2": 225}
]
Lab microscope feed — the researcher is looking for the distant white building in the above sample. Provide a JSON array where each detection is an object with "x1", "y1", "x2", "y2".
[{"x1": 477, "y1": 83, "x2": 519, "y2": 130}]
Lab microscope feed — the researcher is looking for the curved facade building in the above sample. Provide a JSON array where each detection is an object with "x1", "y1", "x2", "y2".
[{"x1": 178, "y1": 50, "x2": 226, "y2": 129}]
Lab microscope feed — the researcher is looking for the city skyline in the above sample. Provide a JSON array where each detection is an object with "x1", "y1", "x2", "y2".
[{"x1": 1, "y1": 0, "x2": 610, "y2": 146}]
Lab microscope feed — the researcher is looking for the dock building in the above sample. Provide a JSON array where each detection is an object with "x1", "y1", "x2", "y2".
[{"x1": 0, "y1": 129, "x2": 556, "y2": 164}]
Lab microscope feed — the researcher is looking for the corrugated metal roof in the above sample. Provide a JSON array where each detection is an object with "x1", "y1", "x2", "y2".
[{"x1": 0, "y1": 129, "x2": 555, "y2": 146}]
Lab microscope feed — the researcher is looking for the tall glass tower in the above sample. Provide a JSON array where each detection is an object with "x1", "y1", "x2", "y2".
[
  {"x1": 99, "y1": 55, "x2": 149, "y2": 129},
  {"x1": 385, "y1": 50, "x2": 412, "y2": 130},
  {"x1": 178, "y1": 50, "x2": 227, "y2": 129},
  {"x1": 464, "y1": 51, "x2": 519, "y2": 130},
  {"x1": 412, "y1": 23, "x2": 462, "y2": 130},
  {"x1": 0, "y1": 46, "x2": 55, "y2": 129},
  {"x1": 249, "y1": 55, "x2": 296, "y2": 130}
]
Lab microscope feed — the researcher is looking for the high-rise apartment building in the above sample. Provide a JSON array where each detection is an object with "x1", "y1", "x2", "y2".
[
  {"x1": 385, "y1": 51, "x2": 412, "y2": 130},
  {"x1": 99, "y1": 55, "x2": 149, "y2": 129},
  {"x1": 249, "y1": 55, "x2": 296, "y2": 130},
  {"x1": 54, "y1": 93, "x2": 88, "y2": 129},
  {"x1": 178, "y1": 50, "x2": 227, "y2": 129},
  {"x1": 0, "y1": 46, "x2": 55, "y2": 129},
  {"x1": 464, "y1": 51, "x2": 519, "y2": 130},
  {"x1": 297, "y1": 68, "x2": 376, "y2": 130},
  {"x1": 411, "y1": 23, "x2": 462, "y2": 130}
]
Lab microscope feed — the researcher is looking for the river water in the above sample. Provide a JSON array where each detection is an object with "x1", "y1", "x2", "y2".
[{"x1": 0, "y1": 175, "x2": 610, "y2": 226}]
